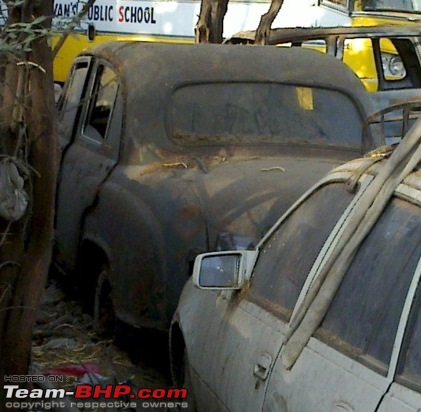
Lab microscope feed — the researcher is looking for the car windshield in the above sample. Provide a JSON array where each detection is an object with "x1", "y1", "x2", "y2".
[
  {"x1": 170, "y1": 83, "x2": 364, "y2": 149},
  {"x1": 362, "y1": 0, "x2": 421, "y2": 13}
]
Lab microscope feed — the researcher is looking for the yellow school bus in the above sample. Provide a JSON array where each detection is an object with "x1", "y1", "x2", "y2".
[{"x1": 52, "y1": 0, "x2": 421, "y2": 85}]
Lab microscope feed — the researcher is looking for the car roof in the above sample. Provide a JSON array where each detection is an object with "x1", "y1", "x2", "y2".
[
  {"x1": 82, "y1": 42, "x2": 371, "y2": 100},
  {"x1": 79, "y1": 42, "x2": 377, "y2": 149}
]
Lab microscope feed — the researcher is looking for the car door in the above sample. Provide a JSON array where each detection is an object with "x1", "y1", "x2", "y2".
[
  {"x1": 55, "y1": 60, "x2": 122, "y2": 267},
  {"x1": 188, "y1": 177, "x2": 364, "y2": 412},
  {"x1": 263, "y1": 195, "x2": 421, "y2": 412}
]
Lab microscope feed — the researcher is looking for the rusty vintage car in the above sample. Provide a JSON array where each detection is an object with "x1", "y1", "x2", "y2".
[{"x1": 55, "y1": 42, "x2": 383, "y2": 332}]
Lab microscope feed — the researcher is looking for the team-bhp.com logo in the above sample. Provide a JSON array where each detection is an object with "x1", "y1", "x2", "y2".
[{"x1": 4, "y1": 381, "x2": 189, "y2": 410}]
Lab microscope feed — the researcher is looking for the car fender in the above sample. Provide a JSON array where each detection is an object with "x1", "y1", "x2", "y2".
[{"x1": 82, "y1": 174, "x2": 208, "y2": 329}]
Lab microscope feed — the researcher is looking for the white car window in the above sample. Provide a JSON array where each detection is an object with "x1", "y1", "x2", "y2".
[
  {"x1": 317, "y1": 197, "x2": 421, "y2": 375},
  {"x1": 249, "y1": 182, "x2": 354, "y2": 321}
]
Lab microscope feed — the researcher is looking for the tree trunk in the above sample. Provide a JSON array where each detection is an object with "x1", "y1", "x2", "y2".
[
  {"x1": 0, "y1": 1, "x2": 57, "y2": 410},
  {"x1": 195, "y1": 0, "x2": 229, "y2": 43}
]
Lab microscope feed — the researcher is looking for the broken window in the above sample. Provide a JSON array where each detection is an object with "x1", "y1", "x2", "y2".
[{"x1": 84, "y1": 65, "x2": 119, "y2": 141}]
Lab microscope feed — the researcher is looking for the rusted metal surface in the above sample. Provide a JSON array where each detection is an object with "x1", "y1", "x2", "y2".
[{"x1": 55, "y1": 42, "x2": 383, "y2": 331}]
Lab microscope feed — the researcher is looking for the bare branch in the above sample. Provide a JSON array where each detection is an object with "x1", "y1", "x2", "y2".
[{"x1": 254, "y1": 0, "x2": 285, "y2": 45}]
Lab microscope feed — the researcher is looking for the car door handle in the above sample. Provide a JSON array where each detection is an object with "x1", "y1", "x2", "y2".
[{"x1": 253, "y1": 353, "x2": 272, "y2": 381}]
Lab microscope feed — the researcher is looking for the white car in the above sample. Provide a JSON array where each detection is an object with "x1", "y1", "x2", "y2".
[{"x1": 170, "y1": 117, "x2": 421, "y2": 412}]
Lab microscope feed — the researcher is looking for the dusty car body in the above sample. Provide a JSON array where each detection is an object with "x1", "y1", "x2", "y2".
[
  {"x1": 171, "y1": 118, "x2": 421, "y2": 411},
  {"x1": 55, "y1": 42, "x2": 383, "y2": 331}
]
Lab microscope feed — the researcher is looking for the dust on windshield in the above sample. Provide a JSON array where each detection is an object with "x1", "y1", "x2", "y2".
[{"x1": 170, "y1": 82, "x2": 364, "y2": 149}]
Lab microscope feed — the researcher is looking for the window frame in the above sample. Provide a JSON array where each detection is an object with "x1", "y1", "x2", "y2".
[
  {"x1": 319, "y1": 0, "x2": 351, "y2": 14},
  {"x1": 168, "y1": 81, "x2": 366, "y2": 150},
  {"x1": 57, "y1": 57, "x2": 93, "y2": 144},
  {"x1": 80, "y1": 61, "x2": 120, "y2": 145}
]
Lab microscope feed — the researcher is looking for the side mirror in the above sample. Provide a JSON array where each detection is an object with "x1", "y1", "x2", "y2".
[
  {"x1": 87, "y1": 23, "x2": 96, "y2": 42},
  {"x1": 193, "y1": 250, "x2": 258, "y2": 290}
]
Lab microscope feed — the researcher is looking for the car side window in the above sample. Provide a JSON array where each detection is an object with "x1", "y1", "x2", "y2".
[
  {"x1": 249, "y1": 183, "x2": 354, "y2": 321},
  {"x1": 83, "y1": 64, "x2": 118, "y2": 141},
  {"x1": 317, "y1": 198, "x2": 421, "y2": 375},
  {"x1": 58, "y1": 60, "x2": 91, "y2": 143}
]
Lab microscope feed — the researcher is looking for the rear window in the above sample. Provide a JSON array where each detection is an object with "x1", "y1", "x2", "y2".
[{"x1": 170, "y1": 83, "x2": 363, "y2": 149}]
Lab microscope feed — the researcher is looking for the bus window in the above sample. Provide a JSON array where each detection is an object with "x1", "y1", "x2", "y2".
[{"x1": 361, "y1": 0, "x2": 421, "y2": 12}]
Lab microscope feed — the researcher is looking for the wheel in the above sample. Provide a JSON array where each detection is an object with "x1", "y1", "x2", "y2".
[{"x1": 93, "y1": 266, "x2": 116, "y2": 338}]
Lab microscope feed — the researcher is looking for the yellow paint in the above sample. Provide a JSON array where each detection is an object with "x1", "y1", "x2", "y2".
[{"x1": 296, "y1": 88, "x2": 314, "y2": 111}]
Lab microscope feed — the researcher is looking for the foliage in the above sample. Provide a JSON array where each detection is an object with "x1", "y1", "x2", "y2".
[{"x1": 1, "y1": 19, "x2": 48, "y2": 50}]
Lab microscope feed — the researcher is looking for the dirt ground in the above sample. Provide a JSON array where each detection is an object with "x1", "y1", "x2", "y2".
[{"x1": 31, "y1": 280, "x2": 172, "y2": 411}]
